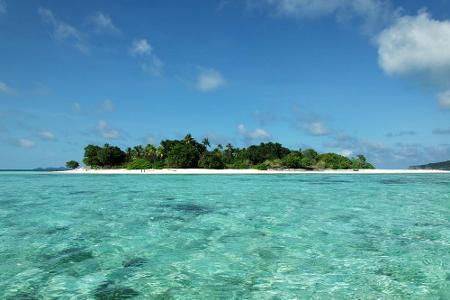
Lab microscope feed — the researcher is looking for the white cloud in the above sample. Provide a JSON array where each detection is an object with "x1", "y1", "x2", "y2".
[
  {"x1": 325, "y1": 133, "x2": 390, "y2": 165},
  {"x1": 38, "y1": 131, "x2": 55, "y2": 141},
  {"x1": 0, "y1": 0, "x2": 6, "y2": 15},
  {"x1": 204, "y1": 132, "x2": 231, "y2": 146},
  {"x1": 253, "y1": 110, "x2": 278, "y2": 126},
  {"x1": 438, "y1": 90, "x2": 450, "y2": 109},
  {"x1": 196, "y1": 69, "x2": 226, "y2": 92},
  {"x1": 142, "y1": 55, "x2": 164, "y2": 77},
  {"x1": 238, "y1": 124, "x2": 271, "y2": 144},
  {"x1": 377, "y1": 11, "x2": 450, "y2": 77},
  {"x1": 377, "y1": 11, "x2": 450, "y2": 107},
  {"x1": 96, "y1": 120, "x2": 120, "y2": 139},
  {"x1": 338, "y1": 149, "x2": 354, "y2": 157},
  {"x1": 38, "y1": 7, "x2": 88, "y2": 53},
  {"x1": 88, "y1": 12, "x2": 120, "y2": 34},
  {"x1": 130, "y1": 39, "x2": 163, "y2": 77},
  {"x1": 323, "y1": 133, "x2": 450, "y2": 168},
  {"x1": 304, "y1": 121, "x2": 330, "y2": 136},
  {"x1": 17, "y1": 138, "x2": 35, "y2": 148},
  {"x1": 256, "y1": 0, "x2": 398, "y2": 34},
  {"x1": 100, "y1": 99, "x2": 115, "y2": 112},
  {"x1": 290, "y1": 107, "x2": 331, "y2": 136},
  {"x1": 0, "y1": 81, "x2": 15, "y2": 95},
  {"x1": 130, "y1": 39, "x2": 152, "y2": 56},
  {"x1": 72, "y1": 102, "x2": 81, "y2": 112}
]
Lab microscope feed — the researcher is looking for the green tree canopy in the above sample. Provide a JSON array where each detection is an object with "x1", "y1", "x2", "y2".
[
  {"x1": 281, "y1": 152, "x2": 303, "y2": 168},
  {"x1": 199, "y1": 152, "x2": 225, "y2": 169},
  {"x1": 317, "y1": 153, "x2": 353, "y2": 169},
  {"x1": 165, "y1": 143, "x2": 200, "y2": 168},
  {"x1": 66, "y1": 160, "x2": 79, "y2": 169},
  {"x1": 83, "y1": 144, "x2": 126, "y2": 167},
  {"x1": 78, "y1": 134, "x2": 375, "y2": 170},
  {"x1": 244, "y1": 142, "x2": 290, "y2": 164},
  {"x1": 83, "y1": 145, "x2": 102, "y2": 167}
]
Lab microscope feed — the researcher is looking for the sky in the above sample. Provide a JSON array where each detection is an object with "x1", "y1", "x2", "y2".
[{"x1": 1, "y1": 0, "x2": 450, "y2": 169}]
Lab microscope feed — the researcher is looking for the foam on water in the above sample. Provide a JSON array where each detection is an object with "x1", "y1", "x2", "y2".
[{"x1": 0, "y1": 173, "x2": 449, "y2": 299}]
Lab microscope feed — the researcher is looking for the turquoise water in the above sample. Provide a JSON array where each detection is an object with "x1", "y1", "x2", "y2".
[{"x1": 0, "y1": 173, "x2": 449, "y2": 299}]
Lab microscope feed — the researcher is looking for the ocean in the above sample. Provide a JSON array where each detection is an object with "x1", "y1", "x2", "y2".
[{"x1": 0, "y1": 172, "x2": 449, "y2": 299}]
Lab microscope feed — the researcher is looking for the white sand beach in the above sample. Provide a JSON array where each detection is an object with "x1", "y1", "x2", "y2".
[{"x1": 57, "y1": 168, "x2": 450, "y2": 175}]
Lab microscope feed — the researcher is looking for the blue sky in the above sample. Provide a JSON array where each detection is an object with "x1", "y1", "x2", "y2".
[{"x1": 1, "y1": 0, "x2": 450, "y2": 169}]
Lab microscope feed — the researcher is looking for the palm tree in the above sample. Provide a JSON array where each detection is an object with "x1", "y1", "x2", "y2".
[
  {"x1": 126, "y1": 147, "x2": 133, "y2": 162},
  {"x1": 156, "y1": 146, "x2": 164, "y2": 159},
  {"x1": 133, "y1": 145, "x2": 144, "y2": 159},
  {"x1": 202, "y1": 138, "x2": 210, "y2": 149},
  {"x1": 144, "y1": 144, "x2": 157, "y2": 160},
  {"x1": 225, "y1": 143, "x2": 233, "y2": 152},
  {"x1": 183, "y1": 134, "x2": 194, "y2": 145}
]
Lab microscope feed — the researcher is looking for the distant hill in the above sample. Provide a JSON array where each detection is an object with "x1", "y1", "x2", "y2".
[
  {"x1": 33, "y1": 167, "x2": 68, "y2": 171},
  {"x1": 409, "y1": 160, "x2": 450, "y2": 170}
]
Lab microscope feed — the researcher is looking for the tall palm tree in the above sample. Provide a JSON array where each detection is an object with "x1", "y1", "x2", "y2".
[
  {"x1": 144, "y1": 144, "x2": 157, "y2": 160},
  {"x1": 202, "y1": 138, "x2": 210, "y2": 149},
  {"x1": 126, "y1": 147, "x2": 133, "y2": 162},
  {"x1": 183, "y1": 134, "x2": 194, "y2": 145},
  {"x1": 156, "y1": 146, "x2": 164, "y2": 159},
  {"x1": 133, "y1": 145, "x2": 144, "y2": 159}
]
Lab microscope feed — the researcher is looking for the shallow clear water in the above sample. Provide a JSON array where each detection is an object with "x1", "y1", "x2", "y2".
[{"x1": 0, "y1": 172, "x2": 449, "y2": 299}]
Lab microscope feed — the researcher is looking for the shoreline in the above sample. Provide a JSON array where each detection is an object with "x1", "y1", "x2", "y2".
[{"x1": 55, "y1": 168, "x2": 450, "y2": 175}]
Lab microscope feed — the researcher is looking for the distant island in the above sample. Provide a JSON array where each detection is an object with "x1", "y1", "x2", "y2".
[
  {"x1": 33, "y1": 167, "x2": 68, "y2": 171},
  {"x1": 409, "y1": 160, "x2": 450, "y2": 171},
  {"x1": 68, "y1": 134, "x2": 374, "y2": 171}
]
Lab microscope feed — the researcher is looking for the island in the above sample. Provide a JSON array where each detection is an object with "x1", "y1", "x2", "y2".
[
  {"x1": 65, "y1": 134, "x2": 375, "y2": 171},
  {"x1": 409, "y1": 160, "x2": 450, "y2": 171}
]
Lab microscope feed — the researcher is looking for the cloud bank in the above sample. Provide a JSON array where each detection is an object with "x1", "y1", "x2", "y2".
[
  {"x1": 88, "y1": 12, "x2": 120, "y2": 34},
  {"x1": 96, "y1": 120, "x2": 120, "y2": 139},
  {"x1": 17, "y1": 138, "x2": 35, "y2": 148},
  {"x1": 377, "y1": 11, "x2": 450, "y2": 108},
  {"x1": 38, "y1": 131, "x2": 56, "y2": 141},
  {"x1": 38, "y1": 7, "x2": 88, "y2": 53},
  {"x1": 238, "y1": 124, "x2": 271, "y2": 144},
  {"x1": 255, "y1": 0, "x2": 399, "y2": 34}
]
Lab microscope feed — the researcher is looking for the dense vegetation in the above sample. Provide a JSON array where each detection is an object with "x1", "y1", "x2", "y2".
[
  {"x1": 409, "y1": 160, "x2": 450, "y2": 171},
  {"x1": 79, "y1": 134, "x2": 375, "y2": 170}
]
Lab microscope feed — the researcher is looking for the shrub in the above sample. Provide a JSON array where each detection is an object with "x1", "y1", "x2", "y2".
[
  {"x1": 315, "y1": 160, "x2": 327, "y2": 170},
  {"x1": 151, "y1": 161, "x2": 165, "y2": 169},
  {"x1": 317, "y1": 153, "x2": 353, "y2": 169},
  {"x1": 126, "y1": 159, "x2": 152, "y2": 170},
  {"x1": 281, "y1": 152, "x2": 303, "y2": 168},
  {"x1": 199, "y1": 152, "x2": 225, "y2": 169},
  {"x1": 227, "y1": 160, "x2": 251, "y2": 169},
  {"x1": 351, "y1": 155, "x2": 375, "y2": 169},
  {"x1": 300, "y1": 156, "x2": 316, "y2": 169},
  {"x1": 254, "y1": 163, "x2": 268, "y2": 170},
  {"x1": 265, "y1": 159, "x2": 283, "y2": 169}
]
